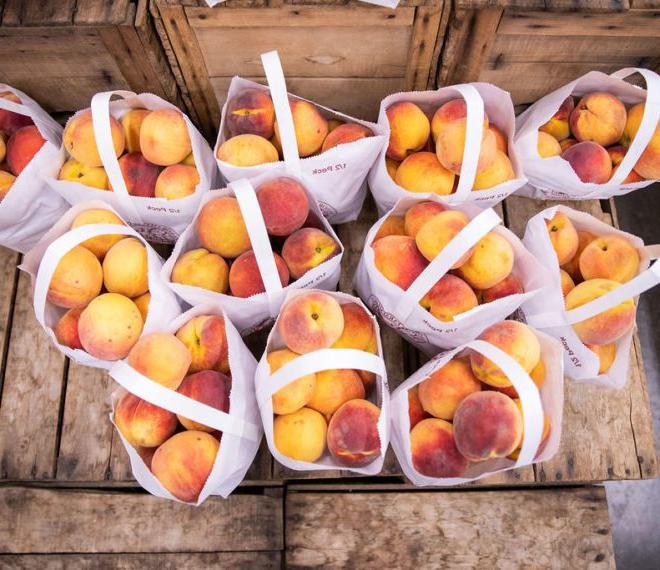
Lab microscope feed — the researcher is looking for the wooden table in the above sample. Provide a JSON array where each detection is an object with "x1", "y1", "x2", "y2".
[{"x1": 0, "y1": 193, "x2": 656, "y2": 567}]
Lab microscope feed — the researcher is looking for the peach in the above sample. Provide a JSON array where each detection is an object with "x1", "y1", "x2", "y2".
[
  {"x1": 508, "y1": 398, "x2": 551, "y2": 461},
  {"x1": 570, "y1": 92, "x2": 626, "y2": 147},
  {"x1": 274, "y1": 100, "x2": 328, "y2": 157},
  {"x1": 113, "y1": 152, "x2": 160, "y2": 198},
  {"x1": 155, "y1": 164, "x2": 199, "y2": 200},
  {"x1": 537, "y1": 131, "x2": 562, "y2": 158},
  {"x1": 394, "y1": 151, "x2": 455, "y2": 195},
  {"x1": 120, "y1": 109, "x2": 150, "y2": 153},
  {"x1": 560, "y1": 138, "x2": 578, "y2": 152},
  {"x1": 423, "y1": 274, "x2": 478, "y2": 322},
  {"x1": 470, "y1": 320, "x2": 541, "y2": 388},
  {"x1": 493, "y1": 358, "x2": 546, "y2": 399},
  {"x1": 59, "y1": 159, "x2": 109, "y2": 190},
  {"x1": 140, "y1": 109, "x2": 191, "y2": 166},
  {"x1": 102, "y1": 237, "x2": 149, "y2": 298},
  {"x1": 127, "y1": 332, "x2": 192, "y2": 390},
  {"x1": 78, "y1": 293, "x2": 143, "y2": 360},
  {"x1": 374, "y1": 215, "x2": 405, "y2": 241},
  {"x1": 256, "y1": 177, "x2": 309, "y2": 236},
  {"x1": 418, "y1": 357, "x2": 481, "y2": 420},
  {"x1": 331, "y1": 303, "x2": 376, "y2": 352},
  {"x1": 612, "y1": 164, "x2": 644, "y2": 184},
  {"x1": 278, "y1": 291, "x2": 344, "y2": 354},
  {"x1": 54, "y1": 308, "x2": 83, "y2": 349},
  {"x1": 565, "y1": 279, "x2": 635, "y2": 344},
  {"x1": 480, "y1": 274, "x2": 524, "y2": 304},
  {"x1": 0, "y1": 91, "x2": 33, "y2": 135},
  {"x1": 307, "y1": 369, "x2": 365, "y2": 418},
  {"x1": 454, "y1": 232, "x2": 514, "y2": 290},
  {"x1": 546, "y1": 212, "x2": 579, "y2": 265},
  {"x1": 6, "y1": 125, "x2": 45, "y2": 176},
  {"x1": 177, "y1": 370, "x2": 231, "y2": 432},
  {"x1": 328, "y1": 119, "x2": 344, "y2": 132},
  {"x1": 151, "y1": 431, "x2": 219, "y2": 502},
  {"x1": 621, "y1": 102, "x2": 660, "y2": 180},
  {"x1": 229, "y1": 250, "x2": 289, "y2": 298},
  {"x1": 415, "y1": 210, "x2": 471, "y2": 267},
  {"x1": 171, "y1": 248, "x2": 229, "y2": 294},
  {"x1": 560, "y1": 269, "x2": 575, "y2": 297},
  {"x1": 432, "y1": 99, "x2": 497, "y2": 175},
  {"x1": 115, "y1": 392, "x2": 177, "y2": 448},
  {"x1": 47, "y1": 245, "x2": 103, "y2": 309},
  {"x1": 70, "y1": 208, "x2": 125, "y2": 259},
  {"x1": 176, "y1": 315, "x2": 228, "y2": 374},
  {"x1": 64, "y1": 111, "x2": 124, "y2": 168},
  {"x1": 0, "y1": 134, "x2": 5, "y2": 163},
  {"x1": 133, "y1": 292, "x2": 150, "y2": 323},
  {"x1": 0, "y1": 170, "x2": 15, "y2": 200},
  {"x1": 472, "y1": 150, "x2": 515, "y2": 190},
  {"x1": 226, "y1": 89, "x2": 275, "y2": 139},
  {"x1": 585, "y1": 342, "x2": 617, "y2": 375},
  {"x1": 268, "y1": 349, "x2": 316, "y2": 415},
  {"x1": 321, "y1": 123, "x2": 372, "y2": 152},
  {"x1": 490, "y1": 124, "x2": 508, "y2": 155},
  {"x1": 563, "y1": 141, "x2": 613, "y2": 184},
  {"x1": 327, "y1": 399, "x2": 381, "y2": 467},
  {"x1": 561, "y1": 230, "x2": 597, "y2": 283},
  {"x1": 282, "y1": 228, "x2": 339, "y2": 280},
  {"x1": 386, "y1": 101, "x2": 430, "y2": 161},
  {"x1": 385, "y1": 157, "x2": 400, "y2": 181},
  {"x1": 410, "y1": 418, "x2": 468, "y2": 478},
  {"x1": 403, "y1": 201, "x2": 447, "y2": 238},
  {"x1": 408, "y1": 385, "x2": 428, "y2": 429},
  {"x1": 196, "y1": 196, "x2": 250, "y2": 258},
  {"x1": 579, "y1": 235, "x2": 639, "y2": 283},
  {"x1": 539, "y1": 96, "x2": 574, "y2": 141},
  {"x1": 216, "y1": 133, "x2": 279, "y2": 167},
  {"x1": 608, "y1": 145, "x2": 626, "y2": 167},
  {"x1": 273, "y1": 407, "x2": 327, "y2": 462},
  {"x1": 373, "y1": 235, "x2": 428, "y2": 290},
  {"x1": 181, "y1": 152, "x2": 195, "y2": 166}
]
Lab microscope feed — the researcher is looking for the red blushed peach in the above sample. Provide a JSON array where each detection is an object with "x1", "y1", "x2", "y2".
[
  {"x1": 410, "y1": 418, "x2": 468, "y2": 478},
  {"x1": 565, "y1": 279, "x2": 635, "y2": 345},
  {"x1": 176, "y1": 370, "x2": 231, "y2": 432},
  {"x1": 0, "y1": 170, "x2": 15, "y2": 200},
  {"x1": 0, "y1": 91, "x2": 33, "y2": 135},
  {"x1": 155, "y1": 164, "x2": 199, "y2": 200},
  {"x1": 196, "y1": 196, "x2": 250, "y2": 258},
  {"x1": 454, "y1": 232, "x2": 515, "y2": 290},
  {"x1": 307, "y1": 369, "x2": 365, "y2": 419},
  {"x1": 579, "y1": 235, "x2": 640, "y2": 283},
  {"x1": 480, "y1": 274, "x2": 524, "y2": 304},
  {"x1": 472, "y1": 150, "x2": 515, "y2": 190},
  {"x1": 537, "y1": 131, "x2": 562, "y2": 158},
  {"x1": 403, "y1": 201, "x2": 447, "y2": 238},
  {"x1": 70, "y1": 209, "x2": 125, "y2": 260},
  {"x1": 546, "y1": 212, "x2": 579, "y2": 266},
  {"x1": 216, "y1": 134, "x2": 279, "y2": 167},
  {"x1": 102, "y1": 237, "x2": 148, "y2": 298},
  {"x1": 386, "y1": 101, "x2": 430, "y2": 161},
  {"x1": 47, "y1": 245, "x2": 103, "y2": 309},
  {"x1": 59, "y1": 159, "x2": 109, "y2": 190},
  {"x1": 562, "y1": 141, "x2": 612, "y2": 184},
  {"x1": 331, "y1": 303, "x2": 376, "y2": 352},
  {"x1": 585, "y1": 343, "x2": 617, "y2": 375},
  {"x1": 373, "y1": 235, "x2": 428, "y2": 290},
  {"x1": 115, "y1": 392, "x2": 177, "y2": 448},
  {"x1": 560, "y1": 138, "x2": 578, "y2": 152},
  {"x1": 278, "y1": 291, "x2": 345, "y2": 354},
  {"x1": 418, "y1": 357, "x2": 481, "y2": 420},
  {"x1": 112, "y1": 152, "x2": 160, "y2": 198},
  {"x1": 64, "y1": 110, "x2": 124, "y2": 168},
  {"x1": 539, "y1": 96, "x2": 574, "y2": 141},
  {"x1": 321, "y1": 123, "x2": 372, "y2": 152},
  {"x1": 282, "y1": 228, "x2": 339, "y2": 280},
  {"x1": 226, "y1": 89, "x2": 275, "y2": 139},
  {"x1": 228, "y1": 250, "x2": 289, "y2": 298},
  {"x1": 386, "y1": 157, "x2": 400, "y2": 181},
  {"x1": 470, "y1": 320, "x2": 541, "y2": 388},
  {"x1": 274, "y1": 407, "x2": 327, "y2": 462},
  {"x1": 490, "y1": 124, "x2": 508, "y2": 155},
  {"x1": 394, "y1": 152, "x2": 455, "y2": 195},
  {"x1": 415, "y1": 210, "x2": 472, "y2": 267},
  {"x1": 423, "y1": 274, "x2": 478, "y2": 322},
  {"x1": 560, "y1": 269, "x2": 576, "y2": 297},
  {"x1": 268, "y1": 349, "x2": 316, "y2": 415},
  {"x1": 256, "y1": 177, "x2": 309, "y2": 237},
  {"x1": 408, "y1": 385, "x2": 429, "y2": 429},
  {"x1": 327, "y1": 399, "x2": 381, "y2": 467},
  {"x1": 453, "y1": 391, "x2": 523, "y2": 461},
  {"x1": 561, "y1": 230, "x2": 597, "y2": 283},
  {"x1": 152, "y1": 431, "x2": 219, "y2": 502},
  {"x1": 274, "y1": 100, "x2": 329, "y2": 158},
  {"x1": 171, "y1": 248, "x2": 229, "y2": 294},
  {"x1": 120, "y1": 109, "x2": 150, "y2": 153},
  {"x1": 374, "y1": 215, "x2": 405, "y2": 241},
  {"x1": 621, "y1": 102, "x2": 660, "y2": 180},
  {"x1": 570, "y1": 92, "x2": 627, "y2": 147},
  {"x1": 175, "y1": 315, "x2": 228, "y2": 374},
  {"x1": 6, "y1": 125, "x2": 45, "y2": 176},
  {"x1": 127, "y1": 332, "x2": 192, "y2": 390},
  {"x1": 54, "y1": 308, "x2": 83, "y2": 349},
  {"x1": 140, "y1": 109, "x2": 192, "y2": 166}
]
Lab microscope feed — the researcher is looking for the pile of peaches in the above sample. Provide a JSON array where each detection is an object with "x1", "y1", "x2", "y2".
[
  {"x1": 546, "y1": 211, "x2": 638, "y2": 374},
  {"x1": 115, "y1": 314, "x2": 232, "y2": 503},
  {"x1": 268, "y1": 292, "x2": 382, "y2": 467},
  {"x1": 537, "y1": 93, "x2": 659, "y2": 183},
  {"x1": 384, "y1": 99, "x2": 515, "y2": 194},
  {"x1": 170, "y1": 177, "x2": 339, "y2": 298},
  {"x1": 408, "y1": 320, "x2": 550, "y2": 478},
  {"x1": 216, "y1": 88, "x2": 373, "y2": 166},
  {"x1": 373, "y1": 201, "x2": 523, "y2": 321},
  {"x1": 59, "y1": 107, "x2": 199, "y2": 200},
  {"x1": 0, "y1": 90, "x2": 46, "y2": 201}
]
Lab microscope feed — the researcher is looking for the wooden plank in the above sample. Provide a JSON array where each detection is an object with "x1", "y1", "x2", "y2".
[
  {"x1": 0, "y1": 487, "x2": 283, "y2": 553},
  {"x1": 73, "y1": 0, "x2": 130, "y2": 25},
  {"x1": 1, "y1": 0, "x2": 75, "y2": 26},
  {"x1": 0, "y1": 247, "x2": 19, "y2": 390},
  {"x1": 405, "y1": 4, "x2": 445, "y2": 90},
  {"x1": 286, "y1": 488, "x2": 614, "y2": 568},
  {"x1": 457, "y1": 0, "x2": 629, "y2": 9}
]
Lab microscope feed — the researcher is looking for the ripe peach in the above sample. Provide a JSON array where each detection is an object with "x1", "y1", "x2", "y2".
[
  {"x1": 408, "y1": 385, "x2": 428, "y2": 429},
  {"x1": 472, "y1": 150, "x2": 515, "y2": 190},
  {"x1": 537, "y1": 131, "x2": 562, "y2": 158},
  {"x1": 273, "y1": 407, "x2": 327, "y2": 462},
  {"x1": 282, "y1": 228, "x2": 339, "y2": 280},
  {"x1": 490, "y1": 124, "x2": 508, "y2": 155},
  {"x1": 374, "y1": 215, "x2": 405, "y2": 241},
  {"x1": 140, "y1": 109, "x2": 191, "y2": 166},
  {"x1": 565, "y1": 279, "x2": 635, "y2": 345},
  {"x1": 226, "y1": 89, "x2": 275, "y2": 139},
  {"x1": 307, "y1": 369, "x2": 365, "y2": 418},
  {"x1": 177, "y1": 370, "x2": 231, "y2": 432},
  {"x1": 579, "y1": 235, "x2": 639, "y2": 283},
  {"x1": 152, "y1": 431, "x2": 219, "y2": 502},
  {"x1": 546, "y1": 212, "x2": 579, "y2": 265},
  {"x1": 373, "y1": 235, "x2": 428, "y2": 290},
  {"x1": 171, "y1": 248, "x2": 229, "y2": 293},
  {"x1": 268, "y1": 349, "x2": 316, "y2": 415},
  {"x1": 331, "y1": 303, "x2": 376, "y2": 352},
  {"x1": 102, "y1": 237, "x2": 148, "y2": 298},
  {"x1": 608, "y1": 145, "x2": 626, "y2": 167},
  {"x1": 6, "y1": 125, "x2": 45, "y2": 176},
  {"x1": 128, "y1": 332, "x2": 192, "y2": 390},
  {"x1": 570, "y1": 92, "x2": 626, "y2": 147},
  {"x1": 154, "y1": 164, "x2": 199, "y2": 200},
  {"x1": 585, "y1": 342, "x2": 617, "y2": 375},
  {"x1": 321, "y1": 123, "x2": 372, "y2": 152},
  {"x1": 176, "y1": 315, "x2": 228, "y2": 374},
  {"x1": 256, "y1": 177, "x2": 309, "y2": 236},
  {"x1": 54, "y1": 308, "x2": 83, "y2": 349},
  {"x1": 328, "y1": 119, "x2": 343, "y2": 132},
  {"x1": 560, "y1": 138, "x2": 578, "y2": 152},
  {"x1": 0, "y1": 170, "x2": 14, "y2": 200},
  {"x1": 196, "y1": 196, "x2": 250, "y2": 258},
  {"x1": 403, "y1": 201, "x2": 447, "y2": 238},
  {"x1": 133, "y1": 292, "x2": 150, "y2": 323},
  {"x1": 78, "y1": 293, "x2": 143, "y2": 360},
  {"x1": 115, "y1": 392, "x2": 177, "y2": 448},
  {"x1": 64, "y1": 110, "x2": 124, "y2": 168},
  {"x1": 120, "y1": 109, "x2": 150, "y2": 153},
  {"x1": 327, "y1": 399, "x2": 381, "y2": 467},
  {"x1": 385, "y1": 157, "x2": 400, "y2": 181},
  {"x1": 560, "y1": 269, "x2": 576, "y2": 297},
  {"x1": 394, "y1": 151, "x2": 455, "y2": 195},
  {"x1": 274, "y1": 100, "x2": 329, "y2": 157},
  {"x1": 59, "y1": 159, "x2": 109, "y2": 190},
  {"x1": 387, "y1": 102, "x2": 431, "y2": 161},
  {"x1": 561, "y1": 230, "x2": 597, "y2": 283},
  {"x1": 470, "y1": 320, "x2": 541, "y2": 388},
  {"x1": 508, "y1": 398, "x2": 551, "y2": 461},
  {"x1": 181, "y1": 152, "x2": 195, "y2": 166},
  {"x1": 113, "y1": 152, "x2": 160, "y2": 198},
  {"x1": 0, "y1": 91, "x2": 33, "y2": 135},
  {"x1": 216, "y1": 133, "x2": 279, "y2": 167},
  {"x1": 418, "y1": 357, "x2": 481, "y2": 420},
  {"x1": 492, "y1": 358, "x2": 546, "y2": 399},
  {"x1": 278, "y1": 291, "x2": 344, "y2": 354},
  {"x1": 47, "y1": 245, "x2": 103, "y2": 309},
  {"x1": 612, "y1": 164, "x2": 644, "y2": 184},
  {"x1": 562, "y1": 141, "x2": 613, "y2": 184},
  {"x1": 454, "y1": 232, "x2": 514, "y2": 290},
  {"x1": 229, "y1": 250, "x2": 289, "y2": 298},
  {"x1": 539, "y1": 96, "x2": 574, "y2": 141},
  {"x1": 410, "y1": 418, "x2": 468, "y2": 478},
  {"x1": 423, "y1": 274, "x2": 478, "y2": 322},
  {"x1": 621, "y1": 102, "x2": 660, "y2": 180},
  {"x1": 70, "y1": 209, "x2": 125, "y2": 260},
  {"x1": 480, "y1": 274, "x2": 524, "y2": 304},
  {"x1": 415, "y1": 210, "x2": 471, "y2": 266}
]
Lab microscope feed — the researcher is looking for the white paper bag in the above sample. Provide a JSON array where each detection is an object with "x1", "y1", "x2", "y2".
[
  {"x1": 215, "y1": 51, "x2": 387, "y2": 224},
  {"x1": 0, "y1": 85, "x2": 69, "y2": 253},
  {"x1": 108, "y1": 305, "x2": 263, "y2": 504},
  {"x1": 390, "y1": 330, "x2": 563, "y2": 486},
  {"x1": 354, "y1": 196, "x2": 551, "y2": 354},
  {"x1": 255, "y1": 289, "x2": 389, "y2": 475},
  {"x1": 20, "y1": 201, "x2": 181, "y2": 369},
  {"x1": 368, "y1": 83, "x2": 527, "y2": 216},
  {"x1": 522, "y1": 205, "x2": 659, "y2": 388},
  {"x1": 46, "y1": 90, "x2": 218, "y2": 243},
  {"x1": 162, "y1": 174, "x2": 343, "y2": 336},
  {"x1": 515, "y1": 67, "x2": 660, "y2": 200}
]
